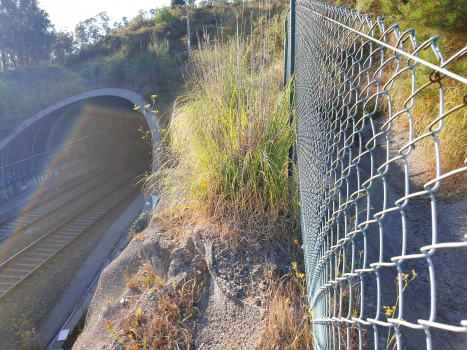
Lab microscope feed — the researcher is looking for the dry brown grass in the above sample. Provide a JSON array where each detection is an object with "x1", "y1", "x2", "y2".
[
  {"x1": 105, "y1": 274, "x2": 205, "y2": 350},
  {"x1": 121, "y1": 269, "x2": 139, "y2": 291},
  {"x1": 154, "y1": 197, "x2": 299, "y2": 247},
  {"x1": 389, "y1": 71, "x2": 467, "y2": 197},
  {"x1": 105, "y1": 296, "x2": 114, "y2": 306},
  {"x1": 256, "y1": 268, "x2": 314, "y2": 350},
  {"x1": 121, "y1": 261, "x2": 165, "y2": 293}
]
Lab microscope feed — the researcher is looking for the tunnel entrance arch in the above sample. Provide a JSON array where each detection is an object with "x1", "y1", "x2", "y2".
[
  {"x1": 0, "y1": 89, "x2": 159, "y2": 204},
  {"x1": 0, "y1": 89, "x2": 160, "y2": 151}
]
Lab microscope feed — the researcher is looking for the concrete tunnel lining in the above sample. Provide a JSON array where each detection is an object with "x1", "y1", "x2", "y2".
[
  {"x1": 0, "y1": 88, "x2": 161, "y2": 152},
  {"x1": 0, "y1": 89, "x2": 161, "y2": 203}
]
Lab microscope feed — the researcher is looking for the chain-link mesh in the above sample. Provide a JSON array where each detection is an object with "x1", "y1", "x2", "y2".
[{"x1": 286, "y1": 1, "x2": 467, "y2": 349}]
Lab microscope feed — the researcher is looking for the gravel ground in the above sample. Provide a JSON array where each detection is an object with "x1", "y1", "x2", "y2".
[
  {"x1": 69, "y1": 219, "x2": 301, "y2": 350},
  {"x1": 343, "y1": 123, "x2": 467, "y2": 350}
]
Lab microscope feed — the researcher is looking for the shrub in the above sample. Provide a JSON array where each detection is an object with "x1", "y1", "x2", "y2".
[
  {"x1": 154, "y1": 7, "x2": 174, "y2": 26},
  {"x1": 147, "y1": 13, "x2": 297, "y2": 232}
]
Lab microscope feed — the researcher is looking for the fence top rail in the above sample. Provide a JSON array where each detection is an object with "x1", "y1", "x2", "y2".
[{"x1": 302, "y1": 3, "x2": 467, "y2": 85}]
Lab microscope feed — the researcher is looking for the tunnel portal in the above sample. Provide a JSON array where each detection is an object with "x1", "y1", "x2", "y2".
[{"x1": 0, "y1": 96, "x2": 153, "y2": 204}]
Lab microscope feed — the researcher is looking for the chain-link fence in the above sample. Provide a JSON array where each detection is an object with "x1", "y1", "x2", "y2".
[{"x1": 284, "y1": 1, "x2": 467, "y2": 349}]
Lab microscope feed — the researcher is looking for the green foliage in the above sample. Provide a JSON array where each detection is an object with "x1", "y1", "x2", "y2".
[
  {"x1": 74, "y1": 12, "x2": 110, "y2": 47},
  {"x1": 356, "y1": 0, "x2": 374, "y2": 11},
  {"x1": 171, "y1": 0, "x2": 186, "y2": 8},
  {"x1": 52, "y1": 31, "x2": 75, "y2": 64},
  {"x1": 0, "y1": 66, "x2": 83, "y2": 138},
  {"x1": 326, "y1": 0, "x2": 467, "y2": 35},
  {"x1": 154, "y1": 7, "x2": 174, "y2": 26},
  {"x1": 9, "y1": 306, "x2": 46, "y2": 350},
  {"x1": 0, "y1": 0, "x2": 290, "y2": 140},
  {"x1": 379, "y1": 0, "x2": 467, "y2": 31},
  {"x1": 0, "y1": 0, "x2": 54, "y2": 69}
]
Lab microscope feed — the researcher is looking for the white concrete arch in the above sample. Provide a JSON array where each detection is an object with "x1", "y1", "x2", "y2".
[{"x1": 0, "y1": 88, "x2": 161, "y2": 152}]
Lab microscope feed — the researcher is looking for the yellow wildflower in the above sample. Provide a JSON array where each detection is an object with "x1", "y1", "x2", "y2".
[{"x1": 383, "y1": 306, "x2": 395, "y2": 317}]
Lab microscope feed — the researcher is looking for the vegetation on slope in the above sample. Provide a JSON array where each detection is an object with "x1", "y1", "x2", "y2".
[
  {"x1": 0, "y1": 0, "x2": 287, "y2": 139},
  {"x1": 141, "y1": 4, "x2": 315, "y2": 348},
  {"x1": 149, "y1": 33, "x2": 296, "y2": 226}
]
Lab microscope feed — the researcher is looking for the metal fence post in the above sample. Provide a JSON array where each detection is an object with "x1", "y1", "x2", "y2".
[
  {"x1": 288, "y1": 0, "x2": 296, "y2": 178},
  {"x1": 283, "y1": 12, "x2": 288, "y2": 88}
]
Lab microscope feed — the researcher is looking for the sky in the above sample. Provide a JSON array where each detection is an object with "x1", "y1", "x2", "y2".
[{"x1": 39, "y1": 0, "x2": 171, "y2": 32}]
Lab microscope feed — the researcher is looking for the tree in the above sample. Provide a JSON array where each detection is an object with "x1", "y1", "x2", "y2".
[
  {"x1": 171, "y1": 0, "x2": 185, "y2": 8},
  {"x1": 74, "y1": 11, "x2": 110, "y2": 47},
  {"x1": 0, "y1": 0, "x2": 54, "y2": 68},
  {"x1": 154, "y1": 7, "x2": 174, "y2": 25},
  {"x1": 52, "y1": 31, "x2": 75, "y2": 63}
]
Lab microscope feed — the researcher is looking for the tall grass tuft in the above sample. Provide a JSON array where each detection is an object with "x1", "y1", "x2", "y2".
[
  {"x1": 147, "y1": 17, "x2": 296, "y2": 236},
  {"x1": 148, "y1": 32, "x2": 170, "y2": 57}
]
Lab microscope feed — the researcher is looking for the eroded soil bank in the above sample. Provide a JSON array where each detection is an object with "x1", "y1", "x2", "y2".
[{"x1": 71, "y1": 220, "x2": 299, "y2": 350}]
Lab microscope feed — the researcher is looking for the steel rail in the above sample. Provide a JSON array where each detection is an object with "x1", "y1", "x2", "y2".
[
  {"x1": 0, "y1": 152, "x2": 139, "y2": 243},
  {"x1": 0, "y1": 160, "x2": 144, "y2": 275},
  {"x1": 0, "y1": 182, "x2": 141, "y2": 299}
]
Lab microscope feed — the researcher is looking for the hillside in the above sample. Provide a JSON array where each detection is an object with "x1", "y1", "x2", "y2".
[{"x1": 0, "y1": 0, "x2": 288, "y2": 139}]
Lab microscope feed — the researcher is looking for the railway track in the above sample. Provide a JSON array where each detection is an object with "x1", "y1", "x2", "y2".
[
  {"x1": 0, "y1": 152, "x2": 142, "y2": 242},
  {"x1": 0, "y1": 177, "x2": 142, "y2": 298},
  {"x1": 0, "y1": 149, "x2": 150, "y2": 297}
]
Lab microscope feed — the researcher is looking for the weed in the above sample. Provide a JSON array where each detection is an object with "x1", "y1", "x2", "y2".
[
  {"x1": 140, "y1": 261, "x2": 165, "y2": 290},
  {"x1": 257, "y1": 262, "x2": 314, "y2": 349},
  {"x1": 121, "y1": 268, "x2": 139, "y2": 291},
  {"x1": 383, "y1": 270, "x2": 418, "y2": 350},
  {"x1": 104, "y1": 320, "x2": 125, "y2": 345},
  {"x1": 105, "y1": 274, "x2": 205, "y2": 349},
  {"x1": 8, "y1": 306, "x2": 46, "y2": 350}
]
